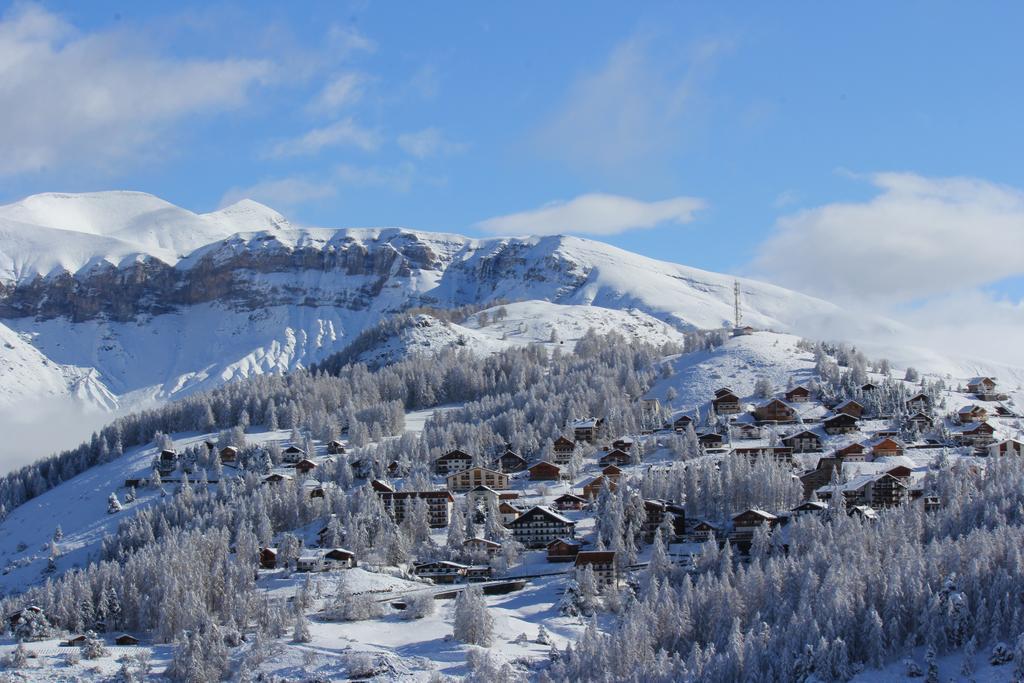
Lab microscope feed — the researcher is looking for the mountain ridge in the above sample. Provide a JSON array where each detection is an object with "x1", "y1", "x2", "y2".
[{"x1": 0, "y1": 190, "x2": 1007, "y2": 467}]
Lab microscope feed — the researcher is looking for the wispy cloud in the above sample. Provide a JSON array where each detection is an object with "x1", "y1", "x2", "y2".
[
  {"x1": 475, "y1": 193, "x2": 705, "y2": 236},
  {"x1": 265, "y1": 118, "x2": 381, "y2": 158},
  {"x1": 308, "y1": 72, "x2": 367, "y2": 113},
  {"x1": 535, "y1": 33, "x2": 729, "y2": 171},
  {"x1": 335, "y1": 161, "x2": 422, "y2": 193},
  {"x1": 752, "y1": 172, "x2": 1024, "y2": 304},
  {"x1": 326, "y1": 24, "x2": 375, "y2": 58},
  {"x1": 396, "y1": 127, "x2": 466, "y2": 159},
  {"x1": 0, "y1": 4, "x2": 272, "y2": 176}
]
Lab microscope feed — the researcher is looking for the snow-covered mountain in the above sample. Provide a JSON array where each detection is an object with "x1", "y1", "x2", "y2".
[
  {"x1": 0, "y1": 190, "x2": 1013, "y2": 466},
  {"x1": 0, "y1": 191, "x2": 867, "y2": 404}
]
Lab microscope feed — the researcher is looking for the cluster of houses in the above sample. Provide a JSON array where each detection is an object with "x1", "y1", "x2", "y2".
[
  {"x1": 668, "y1": 375, "x2": 1021, "y2": 473},
  {"x1": 246, "y1": 373, "x2": 1020, "y2": 590}
]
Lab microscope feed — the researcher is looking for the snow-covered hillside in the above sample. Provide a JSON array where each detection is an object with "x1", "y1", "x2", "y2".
[
  {"x1": 347, "y1": 301, "x2": 688, "y2": 367},
  {"x1": 0, "y1": 191, "x2": 1020, "y2": 469},
  {"x1": 0, "y1": 193, "x2": 851, "y2": 404}
]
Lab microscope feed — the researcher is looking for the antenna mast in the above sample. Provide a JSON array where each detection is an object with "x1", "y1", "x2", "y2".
[{"x1": 733, "y1": 280, "x2": 742, "y2": 330}]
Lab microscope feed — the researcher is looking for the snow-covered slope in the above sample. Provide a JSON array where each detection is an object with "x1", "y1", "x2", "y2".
[
  {"x1": 0, "y1": 191, "x2": 1019, "y2": 468},
  {"x1": 646, "y1": 331, "x2": 818, "y2": 414},
  {"x1": 347, "y1": 302, "x2": 688, "y2": 367},
  {"x1": 0, "y1": 191, "x2": 289, "y2": 280}
]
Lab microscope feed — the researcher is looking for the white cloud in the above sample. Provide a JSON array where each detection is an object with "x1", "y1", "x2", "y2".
[
  {"x1": 334, "y1": 161, "x2": 420, "y2": 193},
  {"x1": 397, "y1": 127, "x2": 466, "y2": 159},
  {"x1": 752, "y1": 173, "x2": 1024, "y2": 304},
  {"x1": 0, "y1": 4, "x2": 272, "y2": 176},
  {"x1": 266, "y1": 118, "x2": 381, "y2": 158},
  {"x1": 326, "y1": 24, "x2": 375, "y2": 58},
  {"x1": 219, "y1": 177, "x2": 335, "y2": 209},
  {"x1": 475, "y1": 193, "x2": 705, "y2": 236},
  {"x1": 308, "y1": 72, "x2": 367, "y2": 113},
  {"x1": 536, "y1": 34, "x2": 727, "y2": 171}
]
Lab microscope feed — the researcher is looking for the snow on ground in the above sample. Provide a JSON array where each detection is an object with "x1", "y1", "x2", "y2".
[
  {"x1": 0, "y1": 427, "x2": 297, "y2": 596},
  {"x1": 852, "y1": 643, "x2": 1018, "y2": 682},
  {"x1": 647, "y1": 331, "x2": 816, "y2": 413},
  {"x1": 462, "y1": 300, "x2": 686, "y2": 352},
  {"x1": 404, "y1": 404, "x2": 462, "y2": 434}
]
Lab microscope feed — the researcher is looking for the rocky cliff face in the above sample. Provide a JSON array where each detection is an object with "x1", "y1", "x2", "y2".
[{"x1": 0, "y1": 191, "x2": 882, "y2": 423}]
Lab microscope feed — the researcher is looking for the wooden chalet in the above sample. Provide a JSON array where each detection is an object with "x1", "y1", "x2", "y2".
[
  {"x1": 259, "y1": 547, "x2": 278, "y2": 569},
  {"x1": 754, "y1": 398, "x2": 798, "y2": 423},
  {"x1": 434, "y1": 449, "x2": 473, "y2": 476},
  {"x1": 672, "y1": 415, "x2": 695, "y2": 431},
  {"x1": 906, "y1": 393, "x2": 931, "y2": 413},
  {"x1": 378, "y1": 490, "x2": 455, "y2": 528},
  {"x1": 861, "y1": 382, "x2": 879, "y2": 393},
  {"x1": 156, "y1": 449, "x2": 178, "y2": 475},
  {"x1": 849, "y1": 505, "x2": 879, "y2": 521},
  {"x1": 553, "y1": 493, "x2": 588, "y2": 511},
  {"x1": 547, "y1": 537, "x2": 583, "y2": 562},
  {"x1": 907, "y1": 412, "x2": 934, "y2": 431},
  {"x1": 835, "y1": 442, "x2": 869, "y2": 461},
  {"x1": 115, "y1": 634, "x2": 140, "y2": 646},
  {"x1": 835, "y1": 399, "x2": 865, "y2": 418},
  {"x1": 572, "y1": 418, "x2": 605, "y2": 443},
  {"x1": 218, "y1": 446, "x2": 238, "y2": 463},
  {"x1": 712, "y1": 388, "x2": 742, "y2": 415},
  {"x1": 447, "y1": 466, "x2": 509, "y2": 493},
  {"x1": 781, "y1": 429, "x2": 823, "y2": 453},
  {"x1": 992, "y1": 438, "x2": 1024, "y2": 456},
  {"x1": 323, "y1": 548, "x2": 357, "y2": 569},
  {"x1": 785, "y1": 385, "x2": 812, "y2": 403},
  {"x1": 326, "y1": 440, "x2": 346, "y2": 455},
  {"x1": 799, "y1": 457, "x2": 842, "y2": 498},
  {"x1": 871, "y1": 437, "x2": 904, "y2": 458},
  {"x1": 552, "y1": 436, "x2": 576, "y2": 464},
  {"x1": 690, "y1": 520, "x2": 720, "y2": 542},
  {"x1": 296, "y1": 553, "x2": 324, "y2": 572},
  {"x1": 790, "y1": 500, "x2": 828, "y2": 516},
  {"x1": 413, "y1": 560, "x2": 468, "y2": 584},
  {"x1": 465, "y1": 566, "x2": 494, "y2": 582},
  {"x1": 8, "y1": 606, "x2": 44, "y2": 633},
  {"x1": 612, "y1": 438, "x2": 635, "y2": 452},
  {"x1": 598, "y1": 448, "x2": 631, "y2": 466},
  {"x1": 601, "y1": 463, "x2": 623, "y2": 480},
  {"x1": 295, "y1": 458, "x2": 318, "y2": 475},
  {"x1": 642, "y1": 500, "x2": 686, "y2": 542},
  {"x1": 498, "y1": 501, "x2": 523, "y2": 525},
  {"x1": 731, "y1": 423, "x2": 761, "y2": 440},
  {"x1": 498, "y1": 449, "x2": 527, "y2": 473},
  {"x1": 817, "y1": 472, "x2": 908, "y2": 509},
  {"x1": 466, "y1": 485, "x2": 500, "y2": 511},
  {"x1": 263, "y1": 473, "x2": 293, "y2": 484},
  {"x1": 282, "y1": 445, "x2": 306, "y2": 464},
  {"x1": 958, "y1": 404, "x2": 988, "y2": 424},
  {"x1": 967, "y1": 376, "x2": 1000, "y2": 400},
  {"x1": 575, "y1": 551, "x2": 619, "y2": 587},
  {"x1": 583, "y1": 475, "x2": 617, "y2": 499},
  {"x1": 698, "y1": 432, "x2": 726, "y2": 449},
  {"x1": 463, "y1": 537, "x2": 501, "y2": 557},
  {"x1": 370, "y1": 479, "x2": 395, "y2": 493},
  {"x1": 823, "y1": 413, "x2": 859, "y2": 435},
  {"x1": 731, "y1": 509, "x2": 778, "y2": 540},
  {"x1": 528, "y1": 461, "x2": 563, "y2": 481},
  {"x1": 959, "y1": 421, "x2": 997, "y2": 447},
  {"x1": 508, "y1": 506, "x2": 576, "y2": 548}
]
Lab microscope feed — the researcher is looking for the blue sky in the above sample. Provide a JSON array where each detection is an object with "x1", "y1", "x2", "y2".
[{"x1": 3, "y1": 1, "x2": 1024, "y2": 315}]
